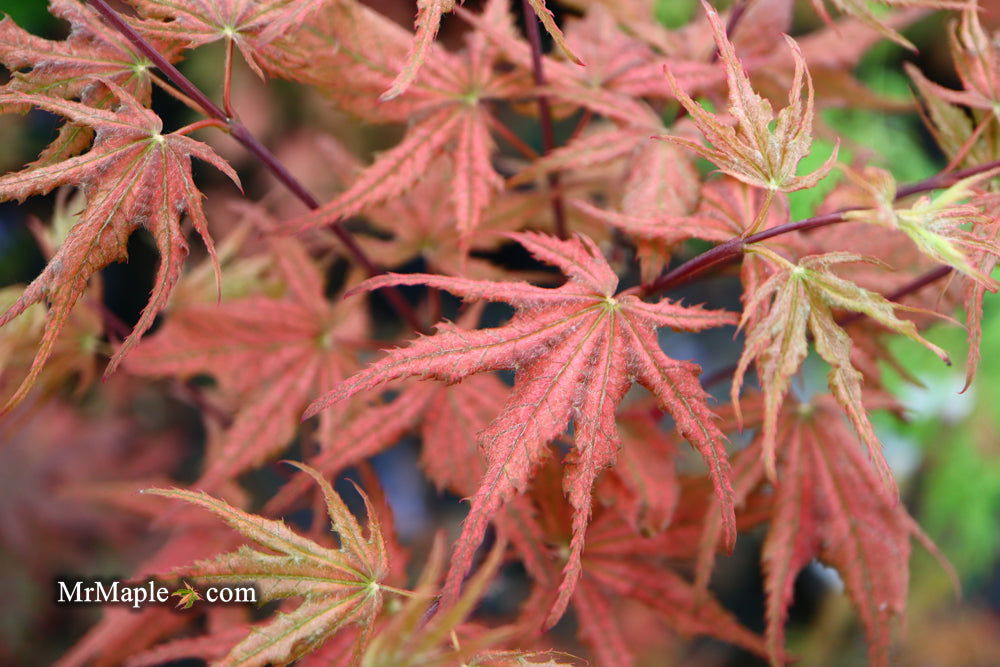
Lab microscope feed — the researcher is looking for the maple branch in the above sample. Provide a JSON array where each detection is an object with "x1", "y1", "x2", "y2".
[
  {"x1": 568, "y1": 108, "x2": 593, "y2": 143},
  {"x1": 895, "y1": 158, "x2": 1000, "y2": 198},
  {"x1": 521, "y1": 0, "x2": 569, "y2": 240},
  {"x1": 149, "y1": 72, "x2": 208, "y2": 115},
  {"x1": 886, "y1": 264, "x2": 955, "y2": 300},
  {"x1": 84, "y1": 0, "x2": 429, "y2": 335},
  {"x1": 637, "y1": 157, "x2": 1000, "y2": 297},
  {"x1": 174, "y1": 118, "x2": 229, "y2": 136},
  {"x1": 487, "y1": 113, "x2": 539, "y2": 160}
]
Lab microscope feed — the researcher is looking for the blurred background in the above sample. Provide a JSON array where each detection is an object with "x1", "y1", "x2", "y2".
[{"x1": 0, "y1": 1, "x2": 999, "y2": 665}]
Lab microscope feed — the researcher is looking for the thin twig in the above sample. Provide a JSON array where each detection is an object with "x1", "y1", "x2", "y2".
[
  {"x1": 85, "y1": 0, "x2": 429, "y2": 334},
  {"x1": 895, "y1": 158, "x2": 1000, "y2": 198},
  {"x1": 149, "y1": 72, "x2": 207, "y2": 114},
  {"x1": 521, "y1": 0, "x2": 568, "y2": 240},
  {"x1": 487, "y1": 113, "x2": 540, "y2": 161},
  {"x1": 174, "y1": 118, "x2": 229, "y2": 136},
  {"x1": 637, "y1": 157, "x2": 1000, "y2": 298}
]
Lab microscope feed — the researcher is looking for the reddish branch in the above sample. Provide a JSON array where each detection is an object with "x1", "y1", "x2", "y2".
[
  {"x1": 84, "y1": 0, "x2": 429, "y2": 334},
  {"x1": 637, "y1": 158, "x2": 1000, "y2": 298},
  {"x1": 521, "y1": 0, "x2": 569, "y2": 240}
]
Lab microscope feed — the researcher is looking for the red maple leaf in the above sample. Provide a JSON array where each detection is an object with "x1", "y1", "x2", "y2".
[
  {"x1": 382, "y1": 0, "x2": 581, "y2": 101},
  {"x1": 305, "y1": 231, "x2": 738, "y2": 622},
  {"x1": 265, "y1": 369, "x2": 509, "y2": 520},
  {"x1": 125, "y1": 238, "x2": 365, "y2": 488},
  {"x1": 130, "y1": 0, "x2": 325, "y2": 78},
  {"x1": 505, "y1": 461, "x2": 768, "y2": 666},
  {"x1": 759, "y1": 395, "x2": 955, "y2": 666},
  {"x1": 0, "y1": 82, "x2": 239, "y2": 413},
  {"x1": 146, "y1": 462, "x2": 390, "y2": 665},
  {"x1": 279, "y1": 0, "x2": 528, "y2": 248},
  {"x1": 0, "y1": 0, "x2": 182, "y2": 164}
]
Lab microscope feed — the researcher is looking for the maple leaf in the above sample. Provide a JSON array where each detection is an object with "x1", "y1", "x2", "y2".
[
  {"x1": 904, "y1": 9, "x2": 1000, "y2": 170},
  {"x1": 567, "y1": 135, "x2": 704, "y2": 282},
  {"x1": 382, "y1": 0, "x2": 582, "y2": 101},
  {"x1": 761, "y1": 395, "x2": 956, "y2": 666},
  {"x1": 539, "y1": 4, "x2": 663, "y2": 111},
  {"x1": 733, "y1": 247, "x2": 950, "y2": 483},
  {"x1": 0, "y1": 82, "x2": 239, "y2": 413},
  {"x1": 305, "y1": 231, "x2": 738, "y2": 625},
  {"x1": 125, "y1": 238, "x2": 365, "y2": 488},
  {"x1": 663, "y1": 1, "x2": 837, "y2": 202},
  {"x1": 693, "y1": 419, "x2": 772, "y2": 594},
  {"x1": 506, "y1": 461, "x2": 768, "y2": 666},
  {"x1": 695, "y1": 176, "x2": 791, "y2": 240},
  {"x1": 945, "y1": 5, "x2": 1000, "y2": 117},
  {"x1": 962, "y1": 197, "x2": 1000, "y2": 387},
  {"x1": 379, "y1": 0, "x2": 456, "y2": 102},
  {"x1": 842, "y1": 165, "x2": 1000, "y2": 289},
  {"x1": 0, "y1": 0, "x2": 161, "y2": 102},
  {"x1": 905, "y1": 36, "x2": 1000, "y2": 389},
  {"x1": 456, "y1": 3, "x2": 655, "y2": 124},
  {"x1": 144, "y1": 462, "x2": 390, "y2": 666},
  {"x1": 0, "y1": 282, "x2": 101, "y2": 410},
  {"x1": 593, "y1": 400, "x2": 679, "y2": 535},
  {"x1": 0, "y1": 192, "x2": 107, "y2": 407},
  {"x1": 171, "y1": 581, "x2": 202, "y2": 609},
  {"x1": 0, "y1": 0, "x2": 181, "y2": 164},
  {"x1": 320, "y1": 153, "x2": 524, "y2": 279},
  {"x1": 264, "y1": 371, "x2": 508, "y2": 519},
  {"x1": 511, "y1": 121, "x2": 655, "y2": 186},
  {"x1": 510, "y1": 115, "x2": 706, "y2": 282},
  {"x1": 130, "y1": 0, "x2": 325, "y2": 78},
  {"x1": 907, "y1": 61, "x2": 1000, "y2": 173},
  {"x1": 281, "y1": 0, "x2": 525, "y2": 248},
  {"x1": 277, "y1": 0, "x2": 427, "y2": 124}
]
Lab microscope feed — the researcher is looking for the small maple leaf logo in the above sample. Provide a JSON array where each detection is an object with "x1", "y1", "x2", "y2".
[{"x1": 171, "y1": 581, "x2": 201, "y2": 610}]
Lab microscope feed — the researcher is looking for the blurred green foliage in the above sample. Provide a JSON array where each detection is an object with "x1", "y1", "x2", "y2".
[
  {"x1": 878, "y1": 288, "x2": 1000, "y2": 581},
  {"x1": 0, "y1": 1, "x2": 57, "y2": 34},
  {"x1": 655, "y1": 0, "x2": 699, "y2": 29}
]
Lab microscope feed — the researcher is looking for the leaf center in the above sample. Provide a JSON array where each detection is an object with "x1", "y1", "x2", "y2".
[{"x1": 600, "y1": 295, "x2": 621, "y2": 312}]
